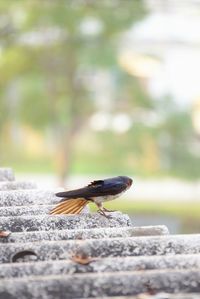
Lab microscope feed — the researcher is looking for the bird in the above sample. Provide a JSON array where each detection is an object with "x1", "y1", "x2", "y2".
[{"x1": 50, "y1": 176, "x2": 132, "y2": 217}]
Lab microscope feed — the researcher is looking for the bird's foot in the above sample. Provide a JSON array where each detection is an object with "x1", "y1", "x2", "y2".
[
  {"x1": 102, "y1": 207, "x2": 116, "y2": 213},
  {"x1": 97, "y1": 209, "x2": 111, "y2": 219}
]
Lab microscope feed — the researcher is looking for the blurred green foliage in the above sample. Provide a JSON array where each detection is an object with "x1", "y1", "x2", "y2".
[
  {"x1": 0, "y1": 0, "x2": 200, "y2": 180},
  {"x1": 99, "y1": 200, "x2": 200, "y2": 233}
]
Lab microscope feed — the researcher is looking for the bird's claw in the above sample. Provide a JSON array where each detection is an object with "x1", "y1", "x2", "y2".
[
  {"x1": 97, "y1": 209, "x2": 112, "y2": 219},
  {"x1": 102, "y1": 207, "x2": 116, "y2": 212}
]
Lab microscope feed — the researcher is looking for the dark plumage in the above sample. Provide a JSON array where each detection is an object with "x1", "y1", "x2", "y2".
[
  {"x1": 56, "y1": 176, "x2": 132, "y2": 200},
  {"x1": 50, "y1": 176, "x2": 132, "y2": 217}
]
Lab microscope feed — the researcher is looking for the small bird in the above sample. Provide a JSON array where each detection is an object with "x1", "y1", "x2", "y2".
[{"x1": 50, "y1": 176, "x2": 132, "y2": 217}]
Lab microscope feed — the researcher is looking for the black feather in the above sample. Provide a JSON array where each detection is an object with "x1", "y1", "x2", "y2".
[
  {"x1": 55, "y1": 176, "x2": 132, "y2": 200},
  {"x1": 88, "y1": 180, "x2": 104, "y2": 187}
]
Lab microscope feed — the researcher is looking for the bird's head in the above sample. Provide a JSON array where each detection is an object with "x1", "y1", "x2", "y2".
[{"x1": 119, "y1": 176, "x2": 133, "y2": 189}]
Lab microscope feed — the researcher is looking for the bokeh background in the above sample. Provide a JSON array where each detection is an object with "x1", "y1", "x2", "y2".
[{"x1": 1, "y1": 0, "x2": 200, "y2": 233}]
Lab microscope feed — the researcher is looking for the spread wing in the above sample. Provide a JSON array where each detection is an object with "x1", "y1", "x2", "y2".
[{"x1": 56, "y1": 179, "x2": 126, "y2": 200}]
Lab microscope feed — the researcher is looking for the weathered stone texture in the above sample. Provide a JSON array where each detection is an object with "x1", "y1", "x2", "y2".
[
  {"x1": 0, "y1": 226, "x2": 169, "y2": 243},
  {"x1": 0, "y1": 168, "x2": 15, "y2": 181},
  {"x1": 0, "y1": 270, "x2": 200, "y2": 299},
  {"x1": 0, "y1": 181, "x2": 37, "y2": 191},
  {"x1": 0, "y1": 189, "x2": 58, "y2": 207},
  {"x1": 0, "y1": 254, "x2": 200, "y2": 279},
  {"x1": 0, "y1": 212, "x2": 131, "y2": 232},
  {"x1": 0, "y1": 168, "x2": 199, "y2": 299},
  {"x1": 1, "y1": 234, "x2": 200, "y2": 263}
]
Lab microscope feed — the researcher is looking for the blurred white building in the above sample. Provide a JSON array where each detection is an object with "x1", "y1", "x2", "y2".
[{"x1": 120, "y1": 0, "x2": 200, "y2": 108}]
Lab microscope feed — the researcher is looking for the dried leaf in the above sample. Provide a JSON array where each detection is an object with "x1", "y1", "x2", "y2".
[
  {"x1": 0, "y1": 230, "x2": 11, "y2": 238},
  {"x1": 144, "y1": 281, "x2": 157, "y2": 295},
  {"x1": 71, "y1": 255, "x2": 94, "y2": 265}
]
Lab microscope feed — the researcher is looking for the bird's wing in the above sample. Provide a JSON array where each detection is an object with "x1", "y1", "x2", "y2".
[{"x1": 56, "y1": 180, "x2": 126, "y2": 200}]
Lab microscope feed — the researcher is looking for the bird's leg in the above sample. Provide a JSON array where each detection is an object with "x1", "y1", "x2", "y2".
[
  {"x1": 86, "y1": 198, "x2": 110, "y2": 218},
  {"x1": 102, "y1": 207, "x2": 117, "y2": 212},
  {"x1": 98, "y1": 209, "x2": 108, "y2": 217},
  {"x1": 96, "y1": 202, "x2": 111, "y2": 219}
]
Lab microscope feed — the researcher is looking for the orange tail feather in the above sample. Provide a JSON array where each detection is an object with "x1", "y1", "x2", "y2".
[
  {"x1": 50, "y1": 200, "x2": 78, "y2": 214},
  {"x1": 50, "y1": 198, "x2": 88, "y2": 215}
]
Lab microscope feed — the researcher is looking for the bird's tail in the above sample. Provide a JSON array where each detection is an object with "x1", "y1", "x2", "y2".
[{"x1": 49, "y1": 198, "x2": 88, "y2": 215}]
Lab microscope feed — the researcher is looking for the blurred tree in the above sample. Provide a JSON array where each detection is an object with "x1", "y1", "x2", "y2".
[
  {"x1": 154, "y1": 96, "x2": 200, "y2": 179},
  {"x1": 0, "y1": 0, "x2": 146, "y2": 183}
]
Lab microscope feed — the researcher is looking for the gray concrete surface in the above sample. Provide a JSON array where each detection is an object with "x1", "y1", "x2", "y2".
[
  {"x1": 0, "y1": 254, "x2": 200, "y2": 278},
  {"x1": 0, "y1": 204, "x2": 54, "y2": 217},
  {"x1": 0, "y1": 181, "x2": 37, "y2": 191},
  {"x1": 0, "y1": 189, "x2": 59, "y2": 206},
  {"x1": 0, "y1": 212, "x2": 131, "y2": 232},
  {"x1": 1, "y1": 234, "x2": 200, "y2": 263},
  {"x1": 0, "y1": 204, "x2": 89, "y2": 217},
  {"x1": 0, "y1": 169, "x2": 199, "y2": 299},
  {"x1": 0, "y1": 225, "x2": 169, "y2": 243},
  {"x1": 86, "y1": 294, "x2": 200, "y2": 299},
  {"x1": 0, "y1": 168, "x2": 15, "y2": 181},
  {"x1": 0, "y1": 269, "x2": 200, "y2": 299}
]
